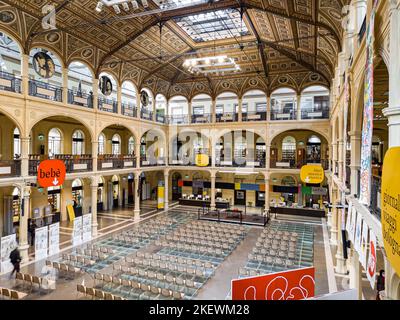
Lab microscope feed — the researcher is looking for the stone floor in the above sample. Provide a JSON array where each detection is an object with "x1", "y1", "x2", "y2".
[{"x1": 0, "y1": 204, "x2": 378, "y2": 300}]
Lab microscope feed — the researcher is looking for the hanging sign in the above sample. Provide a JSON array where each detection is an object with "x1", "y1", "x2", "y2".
[
  {"x1": 359, "y1": 222, "x2": 369, "y2": 269},
  {"x1": 232, "y1": 267, "x2": 315, "y2": 300},
  {"x1": 300, "y1": 165, "x2": 325, "y2": 184},
  {"x1": 367, "y1": 229, "x2": 377, "y2": 289},
  {"x1": 37, "y1": 160, "x2": 66, "y2": 188},
  {"x1": 99, "y1": 75, "x2": 113, "y2": 96},
  {"x1": 195, "y1": 154, "x2": 209, "y2": 167},
  {"x1": 35, "y1": 226, "x2": 48, "y2": 261},
  {"x1": 381, "y1": 147, "x2": 400, "y2": 276},
  {"x1": 32, "y1": 51, "x2": 55, "y2": 79}
]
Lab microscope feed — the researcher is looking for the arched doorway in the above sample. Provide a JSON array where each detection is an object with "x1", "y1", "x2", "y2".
[
  {"x1": 172, "y1": 172, "x2": 183, "y2": 200},
  {"x1": 111, "y1": 175, "x2": 120, "y2": 209},
  {"x1": 72, "y1": 179, "x2": 83, "y2": 217}
]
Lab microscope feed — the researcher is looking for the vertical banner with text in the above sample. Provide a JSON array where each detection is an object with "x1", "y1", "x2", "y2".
[
  {"x1": 48, "y1": 222, "x2": 60, "y2": 256},
  {"x1": 73, "y1": 216, "x2": 83, "y2": 246},
  {"x1": 0, "y1": 234, "x2": 17, "y2": 273},
  {"x1": 35, "y1": 226, "x2": 49, "y2": 261}
]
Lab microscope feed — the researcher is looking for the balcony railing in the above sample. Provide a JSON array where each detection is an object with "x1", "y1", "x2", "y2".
[
  {"x1": 270, "y1": 109, "x2": 297, "y2": 121},
  {"x1": 301, "y1": 108, "x2": 330, "y2": 120},
  {"x1": 270, "y1": 159, "x2": 329, "y2": 170},
  {"x1": 242, "y1": 111, "x2": 267, "y2": 122},
  {"x1": 0, "y1": 160, "x2": 21, "y2": 178},
  {"x1": 29, "y1": 154, "x2": 92, "y2": 175},
  {"x1": 29, "y1": 79, "x2": 62, "y2": 102},
  {"x1": 141, "y1": 108, "x2": 153, "y2": 121},
  {"x1": 168, "y1": 115, "x2": 190, "y2": 125},
  {"x1": 156, "y1": 113, "x2": 167, "y2": 124},
  {"x1": 68, "y1": 90, "x2": 93, "y2": 109},
  {"x1": 98, "y1": 97, "x2": 117, "y2": 113},
  {"x1": 0, "y1": 71, "x2": 22, "y2": 93},
  {"x1": 169, "y1": 155, "x2": 211, "y2": 167},
  {"x1": 140, "y1": 156, "x2": 166, "y2": 167},
  {"x1": 98, "y1": 155, "x2": 136, "y2": 170},
  {"x1": 216, "y1": 112, "x2": 238, "y2": 123},
  {"x1": 192, "y1": 114, "x2": 212, "y2": 124},
  {"x1": 122, "y1": 103, "x2": 137, "y2": 117},
  {"x1": 216, "y1": 157, "x2": 266, "y2": 168}
]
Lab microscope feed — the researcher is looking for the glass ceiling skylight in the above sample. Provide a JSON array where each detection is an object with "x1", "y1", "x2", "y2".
[{"x1": 174, "y1": 9, "x2": 250, "y2": 43}]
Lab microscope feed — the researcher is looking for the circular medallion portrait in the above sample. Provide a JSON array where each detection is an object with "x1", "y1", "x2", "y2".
[
  {"x1": 99, "y1": 75, "x2": 113, "y2": 96},
  {"x1": 32, "y1": 52, "x2": 55, "y2": 79},
  {"x1": 141, "y1": 90, "x2": 150, "y2": 107}
]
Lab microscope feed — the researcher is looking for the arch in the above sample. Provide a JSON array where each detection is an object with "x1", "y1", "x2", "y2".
[
  {"x1": 0, "y1": 30, "x2": 23, "y2": 55},
  {"x1": 242, "y1": 89, "x2": 268, "y2": 99},
  {"x1": 97, "y1": 123, "x2": 139, "y2": 145},
  {"x1": 67, "y1": 60, "x2": 94, "y2": 96},
  {"x1": 269, "y1": 127, "x2": 329, "y2": 144},
  {"x1": 29, "y1": 47, "x2": 64, "y2": 86},
  {"x1": 72, "y1": 178, "x2": 83, "y2": 188},
  {"x1": 111, "y1": 133, "x2": 121, "y2": 155},
  {"x1": 98, "y1": 133, "x2": 106, "y2": 155},
  {"x1": 0, "y1": 31, "x2": 22, "y2": 74},
  {"x1": 72, "y1": 129, "x2": 85, "y2": 155},
  {"x1": 270, "y1": 87, "x2": 297, "y2": 121},
  {"x1": 242, "y1": 89, "x2": 267, "y2": 117},
  {"x1": 121, "y1": 80, "x2": 138, "y2": 106},
  {"x1": 168, "y1": 95, "x2": 189, "y2": 120},
  {"x1": 128, "y1": 135, "x2": 135, "y2": 155},
  {"x1": 48, "y1": 127, "x2": 63, "y2": 155},
  {"x1": 0, "y1": 108, "x2": 24, "y2": 137}
]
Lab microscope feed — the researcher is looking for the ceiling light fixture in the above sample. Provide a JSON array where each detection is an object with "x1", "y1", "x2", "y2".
[
  {"x1": 95, "y1": 1, "x2": 104, "y2": 12},
  {"x1": 113, "y1": 4, "x2": 121, "y2": 13},
  {"x1": 183, "y1": 55, "x2": 240, "y2": 75},
  {"x1": 131, "y1": 0, "x2": 139, "y2": 9},
  {"x1": 96, "y1": 0, "x2": 152, "y2": 14}
]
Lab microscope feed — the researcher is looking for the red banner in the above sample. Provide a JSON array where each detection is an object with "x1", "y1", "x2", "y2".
[
  {"x1": 37, "y1": 159, "x2": 66, "y2": 188},
  {"x1": 232, "y1": 267, "x2": 315, "y2": 300}
]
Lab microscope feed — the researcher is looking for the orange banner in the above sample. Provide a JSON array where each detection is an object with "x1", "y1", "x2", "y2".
[{"x1": 232, "y1": 267, "x2": 315, "y2": 300}]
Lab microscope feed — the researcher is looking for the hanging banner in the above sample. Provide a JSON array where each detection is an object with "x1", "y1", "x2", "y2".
[
  {"x1": 157, "y1": 186, "x2": 165, "y2": 209},
  {"x1": 35, "y1": 226, "x2": 48, "y2": 261},
  {"x1": 0, "y1": 234, "x2": 17, "y2": 273},
  {"x1": 367, "y1": 229, "x2": 377, "y2": 289},
  {"x1": 72, "y1": 216, "x2": 83, "y2": 246},
  {"x1": 300, "y1": 165, "x2": 325, "y2": 184},
  {"x1": 359, "y1": 0, "x2": 379, "y2": 205},
  {"x1": 354, "y1": 214, "x2": 363, "y2": 255},
  {"x1": 195, "y1": 154, "x2": 210, "y2": 167},
  {"x1": 48, "y1": 222, "x2": 59, "y2": 256},
  {"x1": 381, "y1": 147, "x2": 400, "y2": 276},
  {"x1": 82, "y1": 214, "x2": 92, "y2": 243},
  {"x1": 359, "y1": 222, "x2": 369, "y2": 269},
  {"x1": 231, "y1": 267, "x2": 315, "y2": 300}
]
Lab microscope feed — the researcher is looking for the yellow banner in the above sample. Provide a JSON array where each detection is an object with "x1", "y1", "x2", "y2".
[
  {"x1": 67, "y1": 204, "x2": 75, "y2": 221},
  {"x1": 158, "y1": 186, "x2": 164, "y2": 209},
  {"x1": 235, "y1": 183, "x2": 241, "y2": 190},
  {"x1": 300, "y1": 165, "x2": 325, "y2": 184},
  {"x1": 381, "y1": 147, "x2": 400, "y2": 276},
  {"x1": 195, "y1": 154, "x2": 209, "y2": 167}
]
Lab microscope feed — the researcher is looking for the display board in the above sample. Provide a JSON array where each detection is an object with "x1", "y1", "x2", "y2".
[
  {"x1": 354, "y1": 214, "x2": 363, "y2": 254},
  {"x1": 35, "y1": 226, "x2": 48, "y2": 261},
  {"x1": 367, "y1": 229, "x2": 377, "y2": 289},
  {"x1": 48, "y1": 222, "x2": 60, "y2": 256},
  {"x1": 231, "y1": 267, "x2": 315, "y2": 300},
  {"x1": 195, "y1": 154, "x2": 209, "y2": 167},
  {"x1": 82, "y1": 214, "x2": 92, "y2": 243},
  {"x1": 0, "y1": 234, "x2": 17, "y2": 273},
  {"x1": 359, "y1": 221, "x2": 369, "y2": 269},
  {"x1": 300, "y1": 165, "x2": 324, "y2": 184},
  {"x1": 349, "y1": 206, "x2": 357, "y2": 243},
  {"x1": 381, "y1": 147, "x2": 400, "y2": 276},
  {"x1": 72, "y1": 216, "x2": 83, "y2": 246}
]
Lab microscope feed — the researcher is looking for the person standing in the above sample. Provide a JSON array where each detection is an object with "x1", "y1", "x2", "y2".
[
  {"x1": 9, "y1": 246, "x2": 21, "y2": 279},
  {"x1": 376, "y1": 269, "x2": 385, "y2": 300}
]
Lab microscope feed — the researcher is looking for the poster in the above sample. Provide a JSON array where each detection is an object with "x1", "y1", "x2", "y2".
[
  {"x1": 157, "y1": 186, "x2": 164, "y2": 209},
  {"x1": 354, "y1": 214, "x2": 363, "y2": 254},
  {"x1": 72, "y1": 216, "x2": 83, "y2": 246},
  {"x1": 67, "y1": 204, "x2": 76, "y2": 221},
  {"x1": 359, "y1": 0, "x2": 379, "y2": 205},
  {"x1": 82, "y1": 214, "x2": 92, "y2": 243},
  {"x1": 349, "y1": 207, "x2": 357, "y2": 244},
  {"x1": 359, "y1": 221, "x2": 369, "y2": 269},
  {"x1": 232, "y1": 267, "x2": 315, "y2": 300},
  {"x1": 35, "y1": 226, "x2": 48, "y2": 261},
  {"x1": 48, "y1": 222, "x2": 60, "y2": 256},
  {"x1": 0, "y1": 234, "x2": 17, "y2": 273},
  {"x1": 381, "y1": 147, "x2": 400, "y2": 276},
  {"x1": 367, "y1": 229, "x2": 377, "y2": 289},
  {"x1": 346, "y1": 201, "x2": 353, "y2": 233}
]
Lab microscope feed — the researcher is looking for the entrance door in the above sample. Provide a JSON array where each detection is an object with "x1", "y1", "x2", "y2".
[
  {"x1": 256, "y1": 191, "x2": 265, "y2": 207},
  {"x1": 234, "y1": 190, "x2": 246, "y2": 205},
  {"x1": 128, "y1": 179, "x2": 134, "y2": 204}
]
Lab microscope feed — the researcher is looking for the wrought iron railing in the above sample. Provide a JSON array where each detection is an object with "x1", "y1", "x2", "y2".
[
  {"x1": 242, "y1": 111, "x2": 267, "y2": 121},
  {"x1": 168, "y1": 115, "x2": 190, "y2": 125},
  {"x1": 270, "y1": 109, "x2": 297, "y2": 121},
  {"x1": 301, "y1": 108, "x2": 330, "y2": 120},
  {"x1": 215, "y1": 157, "x2": 266, "y2": 168},
  {"x1": 98, "y1": 97, "x2": 117, "y2": 113},
  {"x1": 216, "y1": 112, "x2": 238, "y2": 122},
  {"x1": 122, "y1": 103, "x2": 137, "y2": 117},
  {"x1": 0, "y1": 160, "x2": 21, "y2": 178},
  {"x1": 140, "y1": 156, "x2": 166, "y2": 167},
  {"x1": 68, "y1": 90, "x2": 93, "y2": 108},
  {"x1": 29, "y1": 79, "x2": 62, "y2": 102},
  {"x1": 192, "y1": 114, "x2": 212, "y2": 124},
  {"x1": 98, "y1": 155, "x2": 136, "y2": 170},
  {"x1": 0, "y1": 71, "x2": 22, "y2": 93},
  {"x1": 28, "y1": 154, "x2": 92, "y2": 175}
]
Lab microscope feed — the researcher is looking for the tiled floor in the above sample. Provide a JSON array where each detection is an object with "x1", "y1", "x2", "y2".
[{"x1": 0, "y1": 205, "x2": 375, "y2": 300}]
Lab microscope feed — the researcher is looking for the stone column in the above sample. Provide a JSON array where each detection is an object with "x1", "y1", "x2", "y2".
[
  {"x1": 266, "y1": 95, "x2": 271, "y2": 121},
  {"x1": 152, "y1": 98, "x2": 156, "y2": 122},
  {"x1": 90, "y1": 178, "x2": 98, "y2": 237},
  {"x1": 92, "y1": 140, "x2": 98, "y2": 172},
  {"x1": 20, "y1": 137, "x2": 30, "y2": 177},
  {"x1": 210, "y1": 171, "x2": 216, "y2": 210},
  {"x1": 265, "y1": 144, "x2": 271, "y2": 170},
  {"x1": 136, "y1": 93, "x2": 141, "y2": 119},
  {"x1": 117, "y1": 84, "x2": 122, "y2": 115},
  {"x1": 352, "y1": 0, "x2": 368, "y2": 51},
  {"x1": 348, "y1": 248, "x2": 363, "y2": 300},
  {"x1": 136, "y1": 140, "x2": 141, "y2": 168},
  {"x1": 62, "y1": 67, "x2": 68, "y2": 104},
  {"x1": 19, "y1": 186, "x2": 31, "y2": 263},
  {"x1": 238, "y1": 98, "x2": 243, "y2": 122},
  {"x1": 264, "y1": 176, "x2": 270, "y2": 213},
  {"x1": 338, "y1": 110, "x2": 344, "y2": 180},
  {"x1": 93, "y1": 78, "x2": 99, "y2": 111},
  {"x1": 164, "y1": 170, "x2": 169, "y2": 210},
  {"x1": 349, "y1": 131, "x2": 361, "y2": 196},
  {"x1": 134, "y1": 172, "x2": 141, "y2": 220},
  {"x1": 21, "y1": 54, "x2": 29, "y2": 97},
  {"x1": 335, "y1": 207, "x2": 348, "y2": 275},
  {"x1": 211, "y1": 100, "x2": 216, "y2": 123},
  {"x1": 188, "y1": 101, "x2": 192, "y2": 124},
  {"x1": 330, "y1": 188, "x2": 338, "y2": 245},
  {"x1": 296, "y1": 94, "x2": 301, "y2": 120}
]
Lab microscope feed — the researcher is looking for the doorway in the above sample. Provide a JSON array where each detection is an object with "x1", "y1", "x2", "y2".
[
  {"x1": 234, "y1": 190, "x2": 246, "y2": 205},
  {"x1": 172, "y1": 172, "x2": 182, "y2": 200}
]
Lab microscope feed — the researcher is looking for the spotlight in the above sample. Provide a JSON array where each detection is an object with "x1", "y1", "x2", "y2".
[
  {"x1": 95, "y1": 1, "x2": 104, "y2": 12},
  {"x1": 142, "y1": 0, "x2": 149, "y2": 7},
  {"x1": 113, "y1": 4, "x2": 121, "y2": 14},
  {"x1": 122, "y1": 2, "x2": 130, "y2": 11},
  {"x1": 131, "y1": 0, "x2": 139, "y2": 9}
]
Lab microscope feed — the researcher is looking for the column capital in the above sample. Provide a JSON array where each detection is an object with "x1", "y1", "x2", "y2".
[{"x1": 383, "y1": 106, "x2": 400, "y2": 117}]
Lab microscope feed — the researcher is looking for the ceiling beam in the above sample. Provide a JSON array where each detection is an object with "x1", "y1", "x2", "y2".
[{"x1": 244, "y1": 10, "x2": 269, "y2": 81}]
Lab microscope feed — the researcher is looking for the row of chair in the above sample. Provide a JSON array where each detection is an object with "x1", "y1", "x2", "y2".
[
  {"x1": 77, "y1": 285, "x2": 125, "y2": 300},
  {"x1": 252, "y1": 247, "x2": 297, "y2": 258},
  {"x1": 46, "y1": 260, "x2": 82, "y2": 279},
  {"x1": 247, "y1": 254, "x2": 297, "y2": 268},
  {"x1": 0, "y1": 287, "x2": 27, "y2": 300},
  {"x1": 15, "y1": 272, "x2": 55, "y2": 294},
  {"x1": 86, "y1": 245, "x2": 116, "y2": 254},
  {"x1": 62, "y1": 254, "x2": 98, "y2": 265},
  {"x1": 75, "y1": 248, "x2": 111, "y2": 258}
]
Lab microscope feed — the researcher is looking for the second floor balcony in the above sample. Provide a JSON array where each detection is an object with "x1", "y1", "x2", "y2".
[
  {"x1": 216, "y1": 112, "x2": 238, "y2": 123},
  {"x1": 122, "y1": 103, "x2": 137, "y2": 117},
  {"x1": 242, "y1": 111, "x2": 267, "y2": 122},
  {"x1": 141, "y1": 156, "x2": 166, "y2": 167},
  {"x1": 301, "y1": 108, "x2": 329, "y2": 120},
  {"x1": 98, "y1": 97, "x2": 117, "y2": 113},
  {"x1": 270, "y1": 159, "x2": 329, "y2": 170},
  {"x1": 192, "y1": 114, "x2": 212, "y2": 124},
  {"x1": 141, "y1": 108, "x2": 153, "y2": 121},
  {"x1": 98, "y1": 155, "x2": 136, "y2": 170},
  {"x1": 29, "y1": 154, "x2": 93, "y2": 175},
  {"x1": 0, "y1": 71, "x2": 22, "y2": 94},
  {"x1": 29, "y1": 79, "x2": 62, "y2": 102},
  {"x1": 68, "y1": 90, "x2": 93, "y2": 109},
  {"x1": 270, "y1": 109, "x2": 297, "y2": 121},
  {"x1": 0, "y1": 160, "x2": 21, "y2": 178},
  {"x1": 216, "y1": 157, "x2": 266, "y2": 168}
]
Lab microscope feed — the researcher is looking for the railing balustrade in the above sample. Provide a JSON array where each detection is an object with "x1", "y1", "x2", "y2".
[
  {"x1": 0, "y1": 160, "x2": 21, "y2": 178},
  {"x1": 97, "y1": 155, "x2": 136, "y2": 170},
  {"x1": 29, "y1": 79, "x2": 62, "y2": 102},
  {"x1": 68, "y1": 90, "x2": 93, "y2": 108},
  {"x1": 0, "y1": 71, "x2": 22, "y2": 93},
  {"x1": 216, "y1": 112, "x2": 238, "y2": 123},
  {"x1": 122, "y1": 103, "x2": 137, "y2": 117},
  {"x1": 98, "y1": 97, "x2": 117, "y2": 113},
  {"x1": 242, "y1": 111, "x2": 267, "y2": 121}
]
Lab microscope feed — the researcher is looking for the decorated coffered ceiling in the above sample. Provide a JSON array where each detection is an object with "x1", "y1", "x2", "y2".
[{"x1": 0, "y1": 0, "x2": 349, "y2": 98}]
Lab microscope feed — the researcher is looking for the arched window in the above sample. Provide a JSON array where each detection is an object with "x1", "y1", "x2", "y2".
[
  {"x1": 128, "y1": 136, "x2": 135, "y2": 155},
  {"x1": 72, "y1": 130, "x2": 85, "y2": 155},
  {"x1": 112, "y1": 175, "x2": 119, "y2": 200},
  {"x1": 98, "y1": 133, "x2": 105, "y2": 155},
  {"x1": 282, "y1": 136, "x2": 296, "y2": 163},
  {"x1": 72, "y1": 178, "x2": 83, "y2": 207},
  {"x1": 13, "y1": 127, "x2": 21, "y2": 159},
  {"x1": 48, "y1": 128, "x2": 62, "y2": 155},
  {"x1": 307, "y1": 135, "x2": 322, "y2": 163},
  {"x1": 112, "y1": 134, "x2": 121, "y2": 155},
  {"x1": 271, "y1": 88, "x2": 297, "y2": 120}
]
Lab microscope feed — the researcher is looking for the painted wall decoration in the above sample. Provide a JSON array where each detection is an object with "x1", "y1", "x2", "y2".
[
  {"x1": 32, "y1": 52, "x2": 55, "y2": 79},
  {"x1": 141, "y1": 90, "x2": 150, "y2": 107},
  {"x1": 0, "y1": 234, "x2": 17, "y2": 273},
  {"x1": 35, "y1": 226, "x2": 49, "y2": 261},
  {"x1": 232, "y1": 267, "x2": 315, "y2": 300},
  {"x1": 359, "y1": 0, "x2": 379, "y2": 205}
]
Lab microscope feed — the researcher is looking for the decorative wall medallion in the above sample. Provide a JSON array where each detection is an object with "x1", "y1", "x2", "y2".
[
  {"x1": 310, "y1": 73, "x2": 320, "y2": 81},
  {"x1": 32, "y1": 52, "x2": 55, "y2": 79},
  {"x1": 141, "y1": 90, "x2": 149, "y2": 107},
  {"x1": 14, "y1": 109, "x2": 21, "y2": 117},
  {"x1": 196, "y1": 83, "x2": 205, "y2": 91},
  {"x1": 81, "y1": 49, "x2": 93, "y2": 58},
  {"x1": 249, "y1": 79, "x2": 258, "y2": 86},
  {"x1": 278, "y1": 76, "x2": 288, "y2": 84},
  {"x1": 221, "y1": 81, "x2": 230, "y2": 89},
  {"x1": 46, "y1": 32, "x2": 60, "y2": 43},
  {"x1": 109, "y1": 61, "x2": 118, "y2": 69},
  {"x1": 0, "y1": 11, "x2": 15, "y2": 24},
  {"x1": 99, "y1": 76, "x2": 113, "y2": 96},
  {"x1": 173, "y1": 85, "x2": 181, "y2": 92}
]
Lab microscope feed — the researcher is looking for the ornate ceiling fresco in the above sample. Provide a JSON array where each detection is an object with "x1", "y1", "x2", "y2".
[{"x1": 0, "y1": 0, "x2": 349, "y2": 99}]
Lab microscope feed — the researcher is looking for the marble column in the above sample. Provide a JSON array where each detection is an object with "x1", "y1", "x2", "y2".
[
  {"x1": 93, "y1": 78, "x2": 99, "y2": 111},
  {"x1": 117, "y1": 84, "x2": 122, "y2": 115},
  {"x1": 19, "y1": 186, "x2": 31, "y2": 263},
  {"x1": 238, "y1": 98, "x2": 243, "y2": 122},
  {"x1": 20, "y1": 137, "x2": 30, "y2": 177},
  {"x1": 164, "y1": 170, "x2": 169, "y2": 211},
  {"x1": 134, "y1": 173, "x2": 141, "y2": 220},
  {"x1": 62, "y1": 67, "x2": 68, "y2": 104},
  {"x1": 90, "y1": 179, "x2": 98, "y2": 237},
  {"x1": 210, "y1": 172, "x2": 216, "y2": 210},
  {"x1": 21, "y1": 54, "x2": 29, "y2": 97}
]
